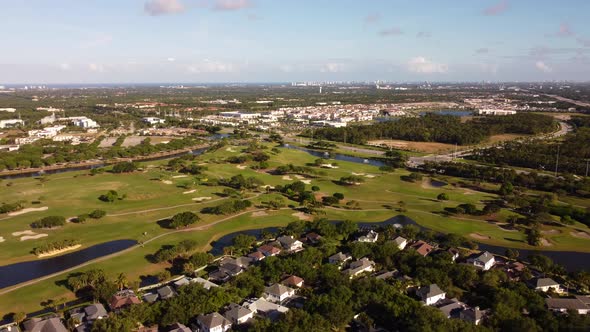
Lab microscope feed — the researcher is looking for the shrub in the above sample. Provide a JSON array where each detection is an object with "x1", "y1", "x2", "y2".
[
  {"x1": 89, "y1": 209, "x2": 107, "y2": 219},
  {"x1": 31, "y1": 216, "x2": 66, "y2": 228},
  {"x1": 168, "y1": 211, "x2": 200, "y2": 229}
]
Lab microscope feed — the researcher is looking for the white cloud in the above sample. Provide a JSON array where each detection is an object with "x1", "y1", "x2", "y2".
[
  {"x1": 379, "y1": 28, "x2": 403, "y2": 36},
  {"x1": 188, "y1": 59, "x2": 235, "y2": 73},
  {"x1": 320, "y1": 63, "x2": 345, "y2": 73},
  {"x1": 213, "y1": 0, "x2": 251, "y2": 11},
  {"x1": 480, "y1": 63, "x2": 499, "y2": 74},
  {"x1": 167, "y1": 57, "x2": 176, "y2": 62},
  {"x1": 535, "y1": 61, "x2": 552, "y2": 73},
  {"x1": 80, "y1": 34, "x2": 113, "y2": 49},
  {"x1": 88, "y1": 63, "x2": 105, "y2": 73},
  {"x1": 59, "y1": 63, "x2": 71, "y2": 71},
  {"x1": 407, "y1": 57, "x2": 448, "y2": 74},
  {"x1": 144, "y1": 0, "x2": 185, "y2": 16}
]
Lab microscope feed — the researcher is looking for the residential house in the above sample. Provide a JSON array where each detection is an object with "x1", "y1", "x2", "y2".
[
  {"x1": 277, "y1": 235, "x2": 303, "y2": 252},
  {"x1": 409, "y1": 240, "x2": 434, "y2": 257},
  {"x1": 247, "y1": 251, "x2": 265, "y2": 262},
  {"x1": 343, "y1": 258, "x2": 376, "y2": 279},
  {"x1": 0, "y1": 324, "x2": 20, "y2": 332},
  {"x1": 223, "y1": 303, "x2": 254, "y2": 325},
  {"x1": 281, "y1": 275, "x2": 304, "y2": 288},
  {"x1": 142, "y1": 293, "x2": 159, "y2": 304},
  {"x1": 196, "y1": 312, "x2": 232, "y2": 332},
  {"x1": 83, "y1": 303, "x2": 108, "y2": 321},
  {"x1": 356, "y1": 230, "x2": 379, "y2": 243},
  {"x1": 467, "y1": 251, "x2": 495, "y2": 271},
  {"x1": 304, "y1": 232, "x2": 322, "y2": 244},
  {"x1": 436, "y1": 298, "x2": 464, "y2": 319},
  {"x1": 447, "y1": 248, "x2": 460, "y2": 261},
  {"x1": 23, "y1": 316, "x2": 68, "y2": 332},
  {"x1": 109, "y1": 290, "x2": 141, "y2": 311},
  {"x1": 191, "y1": 277, "x2": 219, "y2": 290},
  {"x1": 460, "y1": 307, "x2": 484, "y2": 325},
  {"x1": 375, "y1": 270, "x2": 399, "y2": 281},
  {"x1": 328, "y1": 252, "x2": 352, "y2": 267},
  {"x1": 209, "y1": 259, "x2": 248, "y2": 283},
  {"x1": 393, "y1": 236, "x2": 407, "y2": 250},
  {"x1": 264, "y1": 283, "x2": 296, "y2": 303},
  {"x1": 546, "y1": 298, "x2": 589, "y2": 315},
  {"x1": 533, "y1": 278, "x2": 563, "y2": 293},
  {"x1": 244, "y1": 298, "x2": 289, "y2": 321},
  {"x1": 167, "y1": 323, "x2": 191, "y2": 332},
  {"x1": 417, "y1": 284, "x2": 446, "y2": 305},
  {"x1": 157, "y1": 285, "x2": 177, "y2": 300},
  {"x1": 173, "y1": 277, "x2": 191, "y2": 289},
  {"x1": 258, "y1": 244, "x2": 281, "y2": 257}
]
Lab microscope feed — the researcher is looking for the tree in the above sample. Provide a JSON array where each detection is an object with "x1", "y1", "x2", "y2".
[
  {"x1": 169, "y1": 211, "x2": 200, "y2": 229},
  {"x1": 111, "y1": 162, "x2": 138, "y2": 173},
  {"x1": 233, "y1": 234, "x2": 256, "y2": 251},
  {"x1": 527, "y1": 228, "x2": 542, "y2": 246},
  {"x1": 115, "y1": 273, "x2": 128, "y2": 291},
  {"x1": 311, "y1": 185, "x2": 320, "y2": 192},
  {"x1": 157, "y1": 270, "x2": 171, "y2": 282},
  {"x1": 505, "y1": 248, "x2": 520, "y2": 260},
  {"x1": 333, "y1": 192, "x2": 344, "y2": 200},
  {"x1": 89, "y1": 209, "x2": 107, "y2": 219},
  {"x1": 13, "y1": 312, "x2": 26, "y2": 325},
  {"x1": 99, "y1": 190, "x2": 119, "y2": 203},
  {"x1": 437, "y1": 193, "x2": 450, "y2": 201}
]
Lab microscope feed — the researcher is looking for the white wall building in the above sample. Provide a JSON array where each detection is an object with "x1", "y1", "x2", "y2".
[{"x1": 0, "y1": 119, "x2": 24, "y2": 128}]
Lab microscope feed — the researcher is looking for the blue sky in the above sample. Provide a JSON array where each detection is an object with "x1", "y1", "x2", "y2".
[{"x1": 1, "y1": 0, "x2": 589, "y2": 83}]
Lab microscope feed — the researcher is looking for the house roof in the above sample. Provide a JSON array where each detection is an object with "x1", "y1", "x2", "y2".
[
  {"x1": 197, "y1": 312, "x2": 232, "y2": 329},
  {"x1": 375, "y1": 270, "x2": 398, "y2": 280},
  {"x1": 83, "y1": 303, "x2": 107, "y2": 320},
  {"x1": 281, "y1": 275, "x2": 304, "y2": 287},
  {"x1": 460, "y1": 307, "x2": 483, "y2": 322},
  {"x1": 436, "y1": 299, "x2": 464, "y2": 318},
  {"x1": 277, "y1": 235, "x2": 301, "y2": 248},
  {"x1": 109, "y1": 291, "x2": 141, "y2": 310},
  {"x1": 357, "y1": 230, "x2": 378, "y2": 242},
  {"x1": 305, "y1": 232, "x2": 322, "y2": 241},
  {"x1": 245, "y1": 298, "x2": 289, "y2": 314},
  {"x1": 328, "y1": 252, "x2": 351, "y2": 262},
  {"x1": 142, "y1": 293, "x2": 159, "y2": 303},
  {"x1": 536, "y1": 278, "x2": 560, "y2": 288},
  {"x1": 23, "y1": 317, "x2": 68, "y2": 332},
  {"x1": 546, "y1": 298, "x2": 589, "y2": 311},
  {"x1": 224, "y1": 303, "x2": 253, "y2": 322},
  {"x1": 157, "y1": 286, "x2": 176, "y2": 299},
  {"x1": 248, "y1": 251, "x2": 265, "y2": 260},
  {"x1": 575, "y1": 296, "x2": 590, "y2": 305},
  {"x1": 410, "y1": 241, "x2": 433, "y2": 256},
  {"x1": 173, "y1": 277, "x2": 191, "y2": 288},
  {"x1": 393, "y1": 236, "x2": 407, "y2": 246},
  {"x1": 417, "y1": 284, "x2": 446, "y2": 300},
  {"x1": 167, "y1": 323, "x2": 191, "y2": 332},
  {"x1": 258, "y1": 244, "x2": 281, "y2": 255},
  {"x1": 265, "y1": 283, "x2": 295, "y2": 297},
  {"x1": 191, "y1": 277, "x2": 219, "y2": 290},
  {"x1": 475, "y1": 251, "x2": 495, "y2": 264}
]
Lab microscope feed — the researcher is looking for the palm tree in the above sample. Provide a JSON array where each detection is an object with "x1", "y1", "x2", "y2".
[{"x1": 116, "y1": 273, "x2": 128, "y2": 291}]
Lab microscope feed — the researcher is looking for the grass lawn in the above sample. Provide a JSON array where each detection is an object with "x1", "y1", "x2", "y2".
[{"x1": 0, "y1": 141, "x2": 588, "y2": 314}]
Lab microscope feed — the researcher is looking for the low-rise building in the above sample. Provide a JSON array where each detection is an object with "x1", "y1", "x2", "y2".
[
  {"x1": 546, "y1": 298, "x2": 589, "y2": 315},
  {"x1": 258, "y1": 244, "x2": 281, "y2": 257},
  {"x1": 0, "y1": 119, "x2": 24, "y2": 129},
  {"x1": 356, "y1": 230, "x2": 379, "y2": 243},
  {"x1": 264, "y1": 283, "x2": 296, "y2": 303},
  {"x1": 533, "y1": 278, "x2": 563, "y2": 293},
  {"x1": 409, "y1": 240, "x2": 434, "y2": 257},
  {"x1": 328, "y1": 252, "x2": 352, "y2": 267},
  {"x1": 393, "y1": 236, "x2": 407, "y2": 250},
  {"x1": 23, "y1": 316, "x2": 68, "y2": 332},
  {"x1": 109, "y1": 290, "x2": 141, "y2": 311},
  {"x1": 223, "y1": 303, "x2": 254, "y2": 325},
  {"x1": 343, "y1": 258, "x2": 376, "y2": 279},
  {"x1": 277, "y1": 235, "x2": 303, "y2": 252},
  {"x1": 417, "y1": 284, "x2": 446, "y2": 306},
  {"x1": 466, "y1": 251, "x2": 495, "y2": 271},
  {"x1": 281, "y1": 275, "x2": 304, "y2": 288},
  {"x1": 196, "y1": 312, "x2": 232, "y2": 332}
]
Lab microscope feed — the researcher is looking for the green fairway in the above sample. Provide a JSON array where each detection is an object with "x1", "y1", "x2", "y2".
[{"x1": 0, "y1": 142, "x2": 589, "y2": 314}]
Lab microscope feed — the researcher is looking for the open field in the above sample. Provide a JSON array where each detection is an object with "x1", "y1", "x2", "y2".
[{"x1": 0, "y1": 142, "x2": 589, "y2": 313}]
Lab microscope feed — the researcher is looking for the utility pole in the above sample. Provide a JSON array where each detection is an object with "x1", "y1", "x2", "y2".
[
  {"x1": 554, "y1": 144, "x2": 560, "y2": 177},
  {"x1": 585, "y1": 159, "x2": 589, "y2": 177}
]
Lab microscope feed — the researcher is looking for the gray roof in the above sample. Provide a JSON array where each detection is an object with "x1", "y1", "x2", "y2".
[
  {"x1": 245, "y1": 298, "x2": 289, "y2": 314},
  {"x1": 328, "y1": 252, "x2": 350, "y2": 262},
  {"x1": 83, "y1": 303, "x2": 108, "y2": 320},
  {"x1": 393, "y1": 236, "x2": 407, "y2": 246},
  {"x1": 224, "y1": 303, "x2": 253, "y2": 323},
  {"x1": 191, "y1": 277, "x2": 219, "y2": 290},
  {"x1": 23, "y1": 317, "x2": 68, "y2": 332},
  {"x1": 157, "y1": 285, "x2": 177, "y2": 299},
  {"x1": 142, "y1": 293, "x2": 159, "y2": 303},
  {"x1": 436, "y1": 299, "x2": 464, "y2": 318},
  {"x1": 460, "y1": 307, "x2": 483, "y2": 322},
  {"x1": 167, "y1": 323, "x2": 191, "y2": 332},
  {"x1": 417, "y1": 284, "x2": 446, "y2": 300},
  {"x1": 546, "y1": 298, "x2": 589, "y2": 311},
  {"x1": 265, "y1": 283, "x2": 295, "y2": 297},
  {"x1": 277, "y1": 235, "x2": 300, "y2": 248},
  {"x1": 375, "y1": 270, "x2": 398, "y2": 280},
  {"x1": 197, "y1": 312, "x2": 232, "y2": 329},
  {"x1": 475, "y1": 251, "x2": 495, "y2": 264},
  {"x1": 173, "y1": 277, "x2": 191, "y2": 288},
  {"x1": 536, "y1": 278, "x2": 560, "y2": 288}
]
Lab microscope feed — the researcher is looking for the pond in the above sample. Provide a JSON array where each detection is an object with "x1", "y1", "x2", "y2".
[
  {"x1": 282, "y1": 144, "x2": 387, "y2": 168},
  {"x1": 208, "y1": 215, "x2": 590, "y2": 272},
  {"x1": 0, "y1": 240, "x2": 137, "y2": 289}
]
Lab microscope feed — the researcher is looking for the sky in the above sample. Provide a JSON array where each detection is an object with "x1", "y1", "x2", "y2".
[{"x1": 1, "y1": 0, "x2": 590, "y2": 84}]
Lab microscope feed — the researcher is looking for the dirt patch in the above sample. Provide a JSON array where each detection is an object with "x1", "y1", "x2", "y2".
[
  {"x1": 367, "y1": 139, "x2": 458, "y2": 154},
  {"x1": 469, "y1": 233, "x2": 491, "y2": 240},
  {"x1": 540, "y1": 238, "x2": 553, "y2": 247},
  {"x1": 162, "y1": 180, "x2": 173, "y2": 185},
  {"x1": 8, "y1": 206, "x2": 48, "y2": 216},
  {"x1": 36, "y1": 244, "x2": 82, "y2": 258},
  {"x1": 192, "y1": 197, "x2": 212, "y2": 202},
  {"x1": 21, "y1": 233, "x2": 48, "y2": 241},
  {"x1": 292, "y1": 212, "x2": 312, "y2": 221},
  {"x1": 183, "y1": 189, "x2": 197, "y2": 194},
  {"x1": 571, "y1": 231, "x2": 590, "y2": 239},
  {"x1": 172, "y1": 175, "x2": 188, "y2": 179},
  {"x1": 236, "y1": 165, "x2": 247, "y2": 170},
  {"x1": 251, "y1": 211, "x2": 268, "y2": 217},
  {"x1": 282, "y1": 175, "x2": 293, "y2": 181},
  {"x1": 12, "y1": 230, "x2": 36, "y2": 237}
]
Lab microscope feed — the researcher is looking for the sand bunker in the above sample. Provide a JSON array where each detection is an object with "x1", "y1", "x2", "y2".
[
  {"x1": 261, "y1": 185, "x2": 275, "y2": 190},
  {"x1": 541, "y1": 229, "x2": 561, "y2": 235},
  {"x1": 364, "y1": 174, "x2": 376, "y2": 178},
  {"x1": 252, "y1": 211, "x2": 268, "y2": 217},
  {"x1": 8, "y1": 206, "x2": 48, "y2": 216},
  {"x1": 192, "y1": 197, "x2": 212, "y2": 202},
  {"x1": 571, "y1": 231, "x2": 590, "y2": 239},
  {"x1": 282, "y1": 175, "x2": 293, "y2": 180},
  {"x1": 320, "y1": 164, "x2": 338, "y2": 169},
  {"x1": 162, "y1": 180, "x2": 173, "y2": 185},
  {"x1": 236, "y1": 165, "x2": 247, "y2": 170},
  {"x1": 292, "y1": 212, "x2": 312, "y2": 221},
  {"x1": 21, "y1": 234, "x2": 48, "y2": 241},
  {"x1": 301, "y1": 180, "x2": 311, "y2": 184},
  {"x1": 352, "y1": 172, "x2": 365, "y2": 176},
  {"x1": 172, "y1": 175, "x2": 188, "y2": 179},
  {"x1": 294, "y1": 175, "x2": 305, "y2": 179},
  {"x1": 540, "y1": 238, "x2": 553, "y2": 247},
  {"x1": 225, "y1": 147, "x2": 236, "y2": 152},
  {"x1": 37, "y1": 244, "x2": 81, "y2": 258},
  {"x1": 12, "y1": 230, "x2": 36, "y2": 237},
  {"x1": 183, "y1": 189, "x2": 197, "y2": 194},
  {"x1": 0, "y1": 236, "x2": 4, "y2": 243},
  {"x1": 469, "y1": 233, "x2": 491, "y2": 240}
]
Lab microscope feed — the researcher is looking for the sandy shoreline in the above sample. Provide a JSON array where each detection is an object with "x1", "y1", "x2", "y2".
[{"x1": 36, "y1": 244, "x2": 82, "y2": 258}]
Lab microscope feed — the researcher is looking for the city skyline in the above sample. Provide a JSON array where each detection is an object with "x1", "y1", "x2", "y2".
[{"x1": 1, "y1": 0, "x2": 590, "y2": 83}]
